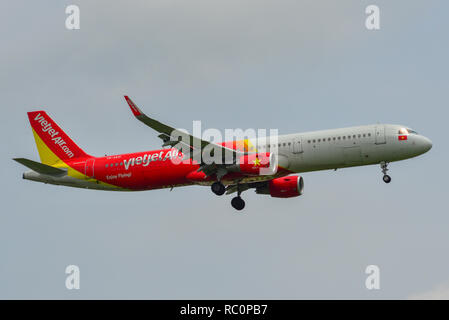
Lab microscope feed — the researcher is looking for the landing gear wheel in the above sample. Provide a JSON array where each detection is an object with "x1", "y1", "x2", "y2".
[
  {"x1": 231, "y1": 196, "x2": 245, "y2": 211},
  {"x1": 211, "y1": 181, "x2": 225, "y2": 196},
  {"x1": 380, "y1": 161, "x2": 391, "y2": 184}
]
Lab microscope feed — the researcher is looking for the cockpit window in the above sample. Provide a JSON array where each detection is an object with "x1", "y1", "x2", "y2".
[{"x1": 398, "y1": 128, "x2": 418, "y2": 135}]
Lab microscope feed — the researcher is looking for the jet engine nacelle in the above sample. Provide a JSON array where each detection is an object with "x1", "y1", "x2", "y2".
[
  {"x1": 231, "y1": 152, "x2": 277, "y2": 176},
  {"x1": 256, "y1": 176, "x2": 304, "y2": 198}
]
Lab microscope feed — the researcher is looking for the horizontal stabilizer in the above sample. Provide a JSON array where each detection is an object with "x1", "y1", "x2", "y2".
[{"x1": 13, "y1": 158, "x2": 67, "y2": 176}]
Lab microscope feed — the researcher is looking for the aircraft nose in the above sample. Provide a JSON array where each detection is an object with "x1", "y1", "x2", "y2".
[{"x1": 419, "y1": 136, "x2": 432, "y2": 153}]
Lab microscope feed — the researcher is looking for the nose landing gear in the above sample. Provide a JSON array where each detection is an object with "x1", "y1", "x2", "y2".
[{"x1": 380, "y1": 161, "x2": 391, "y2": 183}]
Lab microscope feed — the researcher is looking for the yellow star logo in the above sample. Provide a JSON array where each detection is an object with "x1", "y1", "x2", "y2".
[{"x1": 253, "y1": 157, "x2": 261, "y2": 166}]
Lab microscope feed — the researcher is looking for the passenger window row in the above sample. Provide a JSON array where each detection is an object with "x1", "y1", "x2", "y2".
[
  {"x1": 264, "y1": 141, "x2": 296, "y2": 149},
  {"x1": 105, "y1": 162, "x2": 123, "y2": 168},
  {"x1": 307, "y1": 133, "x2": 371, "y2": 144},
  {"x1": 264, "y1": 132, "x2": 373, "y2": 149}
]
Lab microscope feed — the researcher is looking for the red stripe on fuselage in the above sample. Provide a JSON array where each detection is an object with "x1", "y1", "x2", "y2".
[
  {"x1": 65, "y1": 149, "x2": 194, "y2": 190},
  {"x1": 64, "y1": 148, "x2": 292, "y2": 191}
]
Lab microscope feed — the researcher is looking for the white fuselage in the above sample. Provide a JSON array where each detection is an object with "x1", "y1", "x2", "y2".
[{"x1": 253, "y1": 124, "x2": 432, "y2": 173}]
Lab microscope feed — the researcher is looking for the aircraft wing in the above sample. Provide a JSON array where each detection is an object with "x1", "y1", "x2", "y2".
[{"x1": 124, "y1": 96, "x2": 246, "y2": 176}]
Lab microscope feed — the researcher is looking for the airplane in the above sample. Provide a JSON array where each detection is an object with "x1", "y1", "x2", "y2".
[{"x1": 14, "y1": 96, "x2": 432, "y2": 211}]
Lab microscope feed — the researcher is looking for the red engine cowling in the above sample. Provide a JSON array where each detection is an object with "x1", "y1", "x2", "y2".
[
  {"x1": 257, "y1": 176, "x2": 304, "y2": 198},
  {"x1": 234, "y1": 152, "x2": 277, "y2": 176}
]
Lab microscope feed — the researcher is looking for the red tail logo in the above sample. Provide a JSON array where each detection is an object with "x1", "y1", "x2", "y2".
[{"x1": 28, "y1": 111, "x2": 89, "y2": 161}]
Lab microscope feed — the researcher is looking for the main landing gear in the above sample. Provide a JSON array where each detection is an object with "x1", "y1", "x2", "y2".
[
  {"x1": 211, "y1": 181, "x2": 246, "y2": 211},
  {"x1": 231, "y1": 196, "x2": 245, "y2": 211},
  {"x1": 380, "y1": 161, "x2": 392, "y2": 184},
  {"x1": 211, "y1": 181, "x2": 225, "y2": 196},
  {"x1": 231, "y1": 184, "x2": 245, "y2": 211}
]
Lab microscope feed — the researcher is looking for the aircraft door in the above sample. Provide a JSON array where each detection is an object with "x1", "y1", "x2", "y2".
[
  {"x1": 291, "y1": 136, "x2": 303, "y2": 154},
  {"x1": 375, "y1": 125, "x2": 386, "y2": 145},
  {"x1": 85, "y1": 158, "x2": 95, "y2": 178}
]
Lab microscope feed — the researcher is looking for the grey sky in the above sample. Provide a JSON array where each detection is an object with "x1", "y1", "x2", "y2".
[{"x1": 0, "y1": 0, "x2": 447, "y2": 299}]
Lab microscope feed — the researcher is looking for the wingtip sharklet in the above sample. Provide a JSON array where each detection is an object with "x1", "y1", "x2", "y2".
[{"x1": 124, "y1": 95, "x2": 142, "y2": 117}]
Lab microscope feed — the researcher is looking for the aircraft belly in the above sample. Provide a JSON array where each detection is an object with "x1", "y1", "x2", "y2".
[
  {"x1": 295, "y1": 145, "x2": 345, "y2": 171},
  {"x1": 142, "y1": 163, "x2": 192, "y2": 189},
  {"x1": 343, "y1": 146, "x2": 362, "y2": 165}
]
